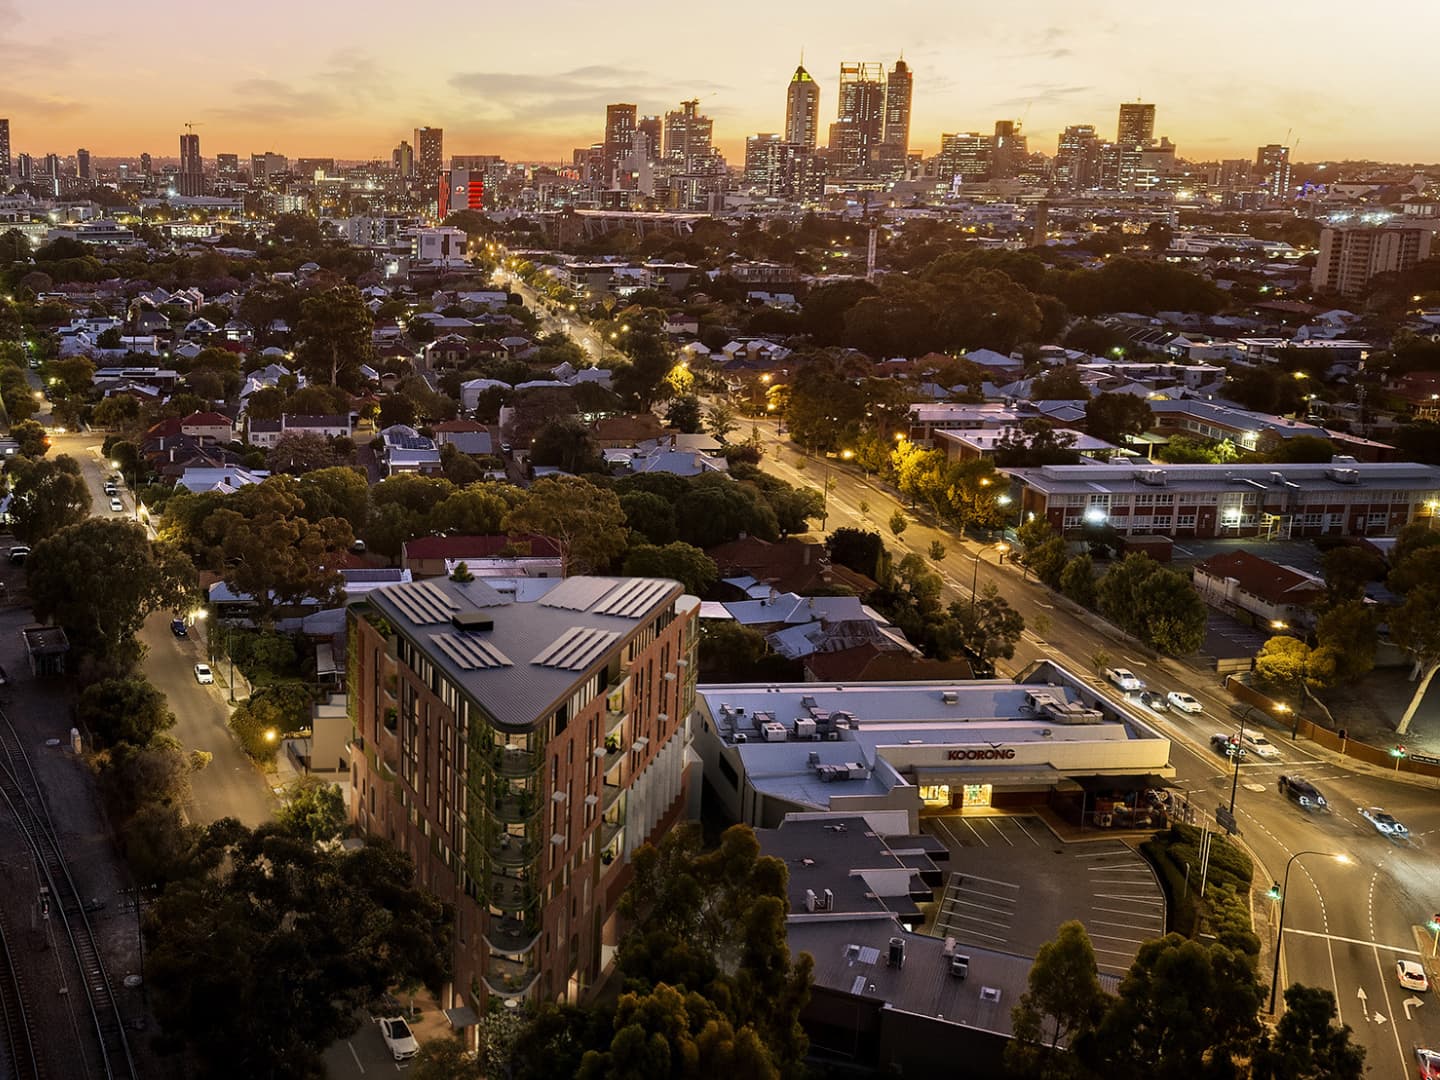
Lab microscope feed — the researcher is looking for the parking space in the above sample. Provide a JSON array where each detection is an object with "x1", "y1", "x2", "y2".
[
  {"x1": 922, "y1": 815, "x2": 1165, "y2": 973},
  {"x1": 1202, "y1": 611, "x2": 1271, "y2": 660},
  {"x1": 321, "y1": 1013, "x2": 419, "y2": 1077}
]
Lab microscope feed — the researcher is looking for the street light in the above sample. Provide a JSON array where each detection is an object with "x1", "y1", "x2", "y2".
[
  {"x1": 1268, "y1": 851, "x2": 1351, "y2": 1014},
  {"x1": 819, "y1": 450, "x2": 853, "y2": 533}
]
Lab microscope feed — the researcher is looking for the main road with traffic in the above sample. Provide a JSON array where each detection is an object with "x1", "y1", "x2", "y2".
[{"x1": 747, "y1": 412, "x2": 1440, "y2": 1077}]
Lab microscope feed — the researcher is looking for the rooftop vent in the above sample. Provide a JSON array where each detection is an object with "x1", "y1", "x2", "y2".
[
  {"x1": 449, "y1": 612, "x2": 493, "y2": 633},
  {"x1": 888, "y1": 937, "x2": 906, "y2": 969},
  {"x1": 1326, "y1": 467, "x2": 1360, "y2": 485},
  {"x1": 1134, "y1": 469, "x2": 1168, "y2": 487}
]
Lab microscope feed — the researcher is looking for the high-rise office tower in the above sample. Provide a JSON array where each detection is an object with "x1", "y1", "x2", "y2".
[
  {"x1": 831, "y1": 61, "x2": 884, "y2": 172},
  {"x1": 216, "y1": 153, "x2": 240, "y2": 180},
  {"x1": 603, "y1": 104, "x2": 637, "y2": 185},
  {"x1": 1255, "y1": 144, "x2": 1291, "y2": 199},
  {"x1": 745, "y1": 133, "x2": 784, "y2": 192},
  {"x1": 637, "y1": 116, "x2": 662, "y2": 163},
  {"x1": 663, "y1": 99, "x2": 714, "y2": 172},
  {"x1": 393, "y1": 140, "x2": 415, "y2": 178},
  {"x1": 990, "y1": 120, "x2": 1025, "y2": 180},
  {"x1": 784, "y1": 62, "x2": 820, "y2": 151},
  {"x1": 415, "y1": 126, "x2": 444, "y2": 184},
  {"x1": 16, "y1": 154, "x2": 32, "y2": 182},
  {"x1": 139, "y1": 152, "x2": 152, "y2": 177},
  {"x1": 1116, "y1": 102, "x2": 1155, "y2": 149},
  {"x1": 43, "y1": 153, "x2": 61, "y2": 179},
  {"x1": 178, "y1": 131, "x2": 203, "y2": 195},
  {"x1": 1055, "y1": 124, "x2": 1101, "y2": 189},
  {"x1": 936, "y1": 133, "x2": 991, "y2": 183},
  {"x1": 347, "y1": 574, "x2": 698, "y2": 1014},
  {"x1": 882, "y1": 57, "x2": 912, "y2": 157},
  {"x1": 0, "y1": 120, "x2": 10, "y2": 179},
  {"x1": 76, "y1": 148, "x2": 91, "y2": 180}
]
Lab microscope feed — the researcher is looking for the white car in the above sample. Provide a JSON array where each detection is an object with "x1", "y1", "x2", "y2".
[
  {"x1": 193, "y1": 663, "x2": 214, "y2": 685},
  {"x1": 109, "y1": 497, "x2": 124, "y2": 513},
  {"x1": 1106, "y1": 668, "x2": 1143, "y2": 692},
  {"x1": 1359, "y1": 806, "x2": 1409, "y2": 839},
  {"x1": 1241, "y1": 731, "x2": 1280, "y2": 759},
  {"x1": 1417, "y1": 1046, "x2": 1440, "y2": 1080},
  {"x1": 1166, "y1": 691, "x2": 1203, "y2": 714},
  {"x1": 378, "y1": 1016, "x2": 419, "y2": 1061},
  {"x1": 1398, "y1": 959, "x2": 1430, "y2": 992}
]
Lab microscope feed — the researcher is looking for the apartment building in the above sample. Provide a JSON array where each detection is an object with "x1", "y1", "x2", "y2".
[
  {"x1": 1312, "y1": 224, "x2": 1432, "y2": 298},
  {"x1": 1010, "y1": 460, "x2": 1440, "y2": 540},
  {"x1": 348, "y1": 575, "x2": 699, "y2": 1027}
]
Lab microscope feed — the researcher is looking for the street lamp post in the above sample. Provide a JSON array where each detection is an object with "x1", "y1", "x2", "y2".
[
  {"x1": 819, "y1": 450, "x2": 853, "y2": 533},
  {"x1": 1268, "y1": 851, "x2": 1351, "y2": 1014},
  {"x1": 1227, "y1": 709, "x2": 1250, "y2": 819},
  {"x1": 969, "y1": 550, "x2": 983, "y2": 618}
]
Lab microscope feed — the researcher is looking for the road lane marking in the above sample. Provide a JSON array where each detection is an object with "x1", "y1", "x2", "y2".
[
  {"x1": 949, "y1": 872, "x2": 1019, "y2": 890},
  {"x1": 1282, "y1": 928, "x2": 1420, "y2": 954}
]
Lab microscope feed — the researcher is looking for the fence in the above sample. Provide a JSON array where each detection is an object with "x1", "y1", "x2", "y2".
[{"x1": 1221, "y1": 676, "x2": 1440, "y2": 781}]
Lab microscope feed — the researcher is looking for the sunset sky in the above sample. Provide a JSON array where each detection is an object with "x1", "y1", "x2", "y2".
[{"x1": 4, "y1": 0, "x2": 1437, "y2": 165}]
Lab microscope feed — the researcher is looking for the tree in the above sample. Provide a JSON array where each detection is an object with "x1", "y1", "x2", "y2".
[
  {"x1": 504, "y1": 476, "x2": 628, "y2": 575},
  {"x1": 889, "y1": 509, "x2": 908, "y2": 537},
  {"x1": 1314, "y1": 600, "x2": 1378, "y2": 684},
  {"x1": 146, "y1": 825, "x2": 451, "y2": 1079},
  {"x1": 276, "y1": 776, "x2": 347, "y2": 844},
  {"x1": 6, "y1": 454, "x2": 92, "y2": 542},
  {"x1": 530, "y1": 417, "x2": 606, "y2": 474},
  {"x1": 611, "y1": 323, "x2": 675, "y2": 410},
  {"x1": 1059, "y1": 554, "x2": 1097, "y2": 608},
  {"x1": 828, "y1": 528, "x2": 886, "y2": 581},
  {"x1": 92, "y1": 395, "x2": 141, "y2": 430},
  {"x1": 10, "y1": 418, "x2": 48, "y2": 458},
  {"x1": 1253, "y1": 635, "x2": 1337, "y2": 721},
  {"x1": 1095, "y1": 554, "x2": 1206, "y2": 656},
  {"x1": 1265, "y1": 435, "x2": 1336, "y2": 464},
  {"x1": 296, "y1": 466, "x2": 370, "y2": 532},
  {"x1": 955, "y1": 586, "x2": 1025, "y2": 664},
  {"x1": 666, "y1": 395, "x2": 702, "y2": 434},
  {"x1": 673, "y1": 475, "x2": 779, "y2": 548},
  {"x1": 28, "y1": 521, "x2": 194, "y2": 669},
  {"x1": 1319, "y1": 545, "x2": 1385, "y2": 608},
  {"x1": 1031, "y1": 368, "x2": 1092, "y2": 401},
  {"x1": 265, "y1": 433, "x2": 350, "y2": 474},
  {"x1": 1251, "y1": 984, "x2": 1365, "y2": 1080},
  {"x1": 1084, "y1": 392, "x2": 1153, "y2": 447},
  {"x1": 1390, "y1": 583, "x2": 1440, "y2": 735},
  {"x1": 705, "y1": 401, "x2": 739, "y2": 443},
  {"x1": 1007, "y1": 920, "x2": 1109, "y2": 1079},
  {"x1": 622, "y1": 542, "x2": 718, "y2": 596},
  {"x1": 78, "y1": 676, "x2": 176, "y2": 748},
  {"x1": 698, "y1": 621, "x2": 768, "y2": 678},
  {"x1": 430, "y1": 487, "x2": 513, "y2": 536},
  {"x1": 620, "y1": 491, "x2": 679, "y2": 545},
  {"x1": 1086, "y1": 935, "x2": 1262, "y2": 1080},
  {"x1": 229, "y1": 680, "x2": 316, "y2": 761},
  {"x1": 411, "y1": 1038, "x2": 484, "y2": 1080},
  {"x1": 929, "y1": 540, "x2": 947, "y2": 562},
  {"x1": 614, "y1": 823, "x2": 811, "y2": 1077},
  {"x1": 295, "y1": 285, "x2": 374, "y2": 388}
]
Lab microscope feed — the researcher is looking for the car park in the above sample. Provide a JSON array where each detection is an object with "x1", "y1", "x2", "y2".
[
  {"x1": 193, "y1": 663, "x2": 213, "y2": 685},
  {"x1": 1277, "y1": 775, "x2": 1327, "y2": 809},
  {"x1": 1137, "y1": 690, "x2": 1168, "y2": 712},
  {"x1": 1241, "y1": 731, "x2": 1280, "y2": 759},
  {"x1": 378, "y1": 1016, "x2": 418, "y2": 1062},
  {"x1": 1166, "y1": 691, "x2": 1203, "y2": 713},
  {"x1": 1398, "y1": 959, "x2": 1429, "y2": 992},
  {"x1": 1359, "y1": 806, "x2": 1409, "y2": 839},
  {"x1": 170, "y1": 619, "x2": 188, "y2": 638},
  {"x1": 1210, "y1": 733, "x2": 1246, "y2": 759}
]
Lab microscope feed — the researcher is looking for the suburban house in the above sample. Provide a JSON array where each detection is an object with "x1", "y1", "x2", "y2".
[{"x1": 247, "y1": 413, "x2": 353, "y2": 449}]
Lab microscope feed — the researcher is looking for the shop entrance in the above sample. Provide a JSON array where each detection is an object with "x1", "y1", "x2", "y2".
[{"x1": 961, "y1": 783, "x2": 993, "y2": 809}]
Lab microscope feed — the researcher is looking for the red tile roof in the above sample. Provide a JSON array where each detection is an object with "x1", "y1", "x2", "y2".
[{"x1": 1196, "y1": 550, "x2": 1324, "y2": 606}]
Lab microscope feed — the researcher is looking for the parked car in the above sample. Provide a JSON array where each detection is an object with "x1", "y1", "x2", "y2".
[
  {"x1": 193, "y1": 663, "x2": 214, "y2": 685},
  {"x1": 103, "y1": 481, "x2": 117, "y2": 495},
  {"x1": 1210, "y1": 733, "x2": 1246, "y2": 759},
  {"x1": 1105, "y1": 667, "x2": 1143, "y2": 692},
  {"x1": 7, "y1": 546, "x2": 29, "y2": 564},
  {"x1": 1166, "y1": 691, "x2": 1203, "y2": 714},
  {"x1": 1277, "y1": 775, "x2": 1327, "y2": 809},
  {"x1": 170, "y1": 619, "x2": 188, "y2": 638},
  {"x1": 1359, "y1": 806, "x2": 1409, "y2": 839},
  {"x1": 1398, "y1": 959, "x2": 1429, "y2": 992},
  {"x1": 1241, "y1": 730, "x2": 1281, "y2": 759},
  {"x1": 378, "y1": 1016, "x2": 418, "y2": 1062},
  {"x1": 1138, "y1": 690, "x2": 1169, "y2": 712},
  {"x1": 109, "y1": 497, "x2": 124, "y2": 513}
]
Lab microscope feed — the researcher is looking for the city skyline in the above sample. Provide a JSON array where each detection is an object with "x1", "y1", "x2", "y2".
[{"x1": 2, "y1": 0, "x2": 1437, "y2": 165}]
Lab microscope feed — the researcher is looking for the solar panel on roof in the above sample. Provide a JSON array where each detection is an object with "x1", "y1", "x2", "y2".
[
  {"x1": 382, "y1": 580, "x2": 459, "y2": 625},
  {"x1": 593, "y1": 578, "x2": 672, "y2": 618},
  {"x1": 531, "y1": 625, "x2": 620, "y2": 671},
  {"x1": 429, "y1": 632, "x2": 512, "y2": 671},
  {"x1": 537, "y1": 577, "x2": 616, "y2": 611}
]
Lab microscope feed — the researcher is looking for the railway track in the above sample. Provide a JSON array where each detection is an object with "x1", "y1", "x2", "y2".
[
  {"x1": 0, "y1": 713, "x2": 136, "y2": 1080},
  {"x1": 0, "y1": 907, "x2": 41, "y2": 1080}
]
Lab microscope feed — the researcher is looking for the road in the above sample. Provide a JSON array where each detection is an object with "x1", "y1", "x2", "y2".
[
  {"x1": 744, "y1": 413, "x2": 1440, "y2": 1076},
  {"x1": 490, "y1": 263, "x2": 615, "y2": 364},
  {"x1": 47, "y1": 430, "x2": 275, "y2": 828}
]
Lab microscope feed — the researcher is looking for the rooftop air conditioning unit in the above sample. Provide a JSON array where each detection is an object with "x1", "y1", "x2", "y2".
[{"x1": 942, "y1": 691, "x2": 959, "y2": 705}]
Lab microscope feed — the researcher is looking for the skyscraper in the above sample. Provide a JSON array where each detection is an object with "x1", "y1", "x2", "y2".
[
  {"x1": 637, "y1": 115, "x2": 662, "y2": 163},
  {"x1": 784, "y1": 62, "x2": 820, "y2": 151},
  {"x1": 1255, "y1": 144, "x2": 1291, "y2": 199},
  {"x1": 936, "y1": 133, "x2": 991, "y2": 183},
  {"x1": 831, "y1": 61, "x2": 885, "y2": 173},
  {"x1": 415, "y1": 127, "x2": 444, "y2": 185},
  {"x1": 76, "y1": 148, "x2": 91, "y2": 180},
  {"x1": 990, "y1": 120, "x2": 1026, "y2": 180},
  {"x1": 663, "y1": 99, "x2": 714, "y2": 172},
  {"x1": 178, "y1": 131, "x2": 203, "y2": 195},
  {"x1": 0, "y1": 120, "x2": 10, "y2": 179},
  {"x1": 1055, "y1": 125, "x2": 1101, "y2": 189},
  {"x1": 1313, "y1": 225, "x2": 1432, "y2": 297},
  {"x1": 603, "y1": 104, "x2": 637, "y2": 185},
  {"x1": 1116, "y1": 102, "x2": 1156, "y2": 149},
  {"x1": 393, "y1": 140, "x2": 414, "y2": 178},
  {"x1": 139, "y1": 152, "x2": 152, "y2": 177},
  {"x1": 745, "y1": 133, "x2": 784, "y2": 192},
  {"x1": 882, "y1": 57, "x2": 912, "y2": 157}
]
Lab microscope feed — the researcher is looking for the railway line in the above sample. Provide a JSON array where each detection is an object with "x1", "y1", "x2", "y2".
[{"x1": 0, "y1": 711, "x2": 136, "y2": 1080}]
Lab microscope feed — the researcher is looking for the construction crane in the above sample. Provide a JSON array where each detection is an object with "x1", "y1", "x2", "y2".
[{"x1": 183, "y1": 121, "x2": 204, "y2": 133}]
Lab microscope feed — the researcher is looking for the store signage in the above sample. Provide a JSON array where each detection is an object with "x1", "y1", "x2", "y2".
[{"x1": 947, "y1": 747, "x2": 1016, "y2": 761}]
